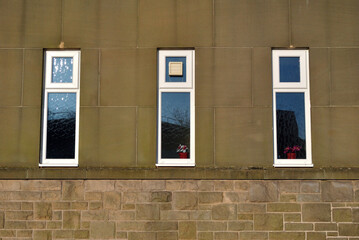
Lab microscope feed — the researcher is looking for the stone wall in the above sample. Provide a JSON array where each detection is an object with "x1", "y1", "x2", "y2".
[{"x1": 0, "y1": 180, "x2": 359, "y2": 239}]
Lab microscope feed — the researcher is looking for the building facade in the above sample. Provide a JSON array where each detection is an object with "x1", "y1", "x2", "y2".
[{"x1": 0, "y1": 0, "x2": 359, "y2": 239}]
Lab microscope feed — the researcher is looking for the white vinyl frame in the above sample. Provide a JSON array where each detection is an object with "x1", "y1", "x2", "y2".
[
  {"x1": 157, "y1": 50, "x2": 195, "y2": 167},
  {"x1": 272, "y1": 50, "x2": 313, "y2": 167},
  {"x1": 40, "y1": 50, "x2": 81, "y2": 167}
]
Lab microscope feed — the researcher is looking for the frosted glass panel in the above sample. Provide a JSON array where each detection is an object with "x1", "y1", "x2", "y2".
[
  {"x1": 46, "y1": 93, "x2": 76, "y2": 159},
  {"x1": 52, "y1": 57, "x2": 73, "y2": 83},
  {"x1": 161, "y1": 92, "x2": 190, "y2": 158},
  {"x1": 276, "y1": 92, "x2": 306, "y2": 159}
]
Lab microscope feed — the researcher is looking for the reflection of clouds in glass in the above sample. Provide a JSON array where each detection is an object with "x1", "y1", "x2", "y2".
[
  {"x1": 48, "y1": 93, "x2": 76, "y2": 120},
  {"x1": 52, "y1": 57, "x2": 73, "y2": 83}
]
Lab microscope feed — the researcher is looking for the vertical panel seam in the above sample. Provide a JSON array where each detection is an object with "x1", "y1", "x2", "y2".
[{"x1": 21, "y1": 49, "x2": 25, "y2": 106}]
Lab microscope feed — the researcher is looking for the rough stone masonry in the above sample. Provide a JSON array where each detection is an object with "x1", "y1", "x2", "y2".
[{"x1": 0, "y1": 180, "x2": 359, "y2": 240}]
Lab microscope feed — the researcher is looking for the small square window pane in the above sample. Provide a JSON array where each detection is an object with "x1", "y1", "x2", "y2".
[
  {"x1": 279, "y1": 57, "x2": 300, "y2": 83},
  {"x1": 166, "y1": 57, "x2": 186, "y2": 82},
  {"x1": 46, "y1": 93, "x2": 76, "y2": 159},
  {"x1": 161, "y1": 92, "x2": 190, "y2": 158},
  {"x1": 52, "y1": 57, "x2": 73, "y2": 83},
  {"x1": 276, "y1": 92, "x2": 306, "y2": 159}
]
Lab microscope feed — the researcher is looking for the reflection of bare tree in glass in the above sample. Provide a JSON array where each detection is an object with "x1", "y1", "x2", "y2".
[{"x1": 162, "y1": 107, "x2": 190, "y2": 158}]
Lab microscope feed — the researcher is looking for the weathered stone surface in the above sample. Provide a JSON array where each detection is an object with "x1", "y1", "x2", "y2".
[
  {"x1": 214, "y1": 232, "x2": 238, "y2": 240},
  {"x1": 179, "y1": 221, "x2": 196, "y2": 239},
  {"x1": 307, "y1": 232, "x2": 326, "y2": 240},
  {"x1": 0, "y1": 180, "x2": 21, "y2": 191},
  {"x1": 82, "y1": 210, "x2": 107, "y2": 221},
  {"x1": 145, "y1": 221, "x2": 178, "y2": 231},
  {"x1": 109, "y1": 210, "x2": 135, "y2": 220},
  {"x1": 285, "y1": 223, "x2": 313, "y2": 231},
  {"x1": 315, "y1": 223, "x2": 338, "y2": 231},
  {"x1": 339, "y1": 224, "x2": 359, "y2": 236},
  {"x1": 238, "y1": 203, "x2": 266, "y2": 213},
  {"x1": 228, "y1": 221, "x2": 253, "y2": 231},
  {"x1": 249, "y1": 181, "x2": 278, "y2": 202},
  {"x1": 212, "y1": 204, "x2": 237, "y2": 220},
  {"x1": 198, "y1": 232, "x2": 213, "y2": 240},
  {"x1": 224, "y1": 192, "x2": 247, "y2": 202},
  {"x1": 84, "y1": 180, "x2": 115, "y2": 192},
  {"x1": 173, "y1": 192, "x2": 198, "y2": 210},
  {"x1": 254, "y1": 214, "x2": 283, "y2": 231},
  {"x1": 161, "y1": 210, "x2": 190, "y2": 220},
  {"x1": 333, "y1": 208, "x2": 352, "y2": 222},
  {"x1": 63, "y1": 211, "x2": 80, "y2": 229},
  {"x1": 300, "y1": 181, "x2": 320, "y2": 193},
  {"x1": 199, "y1": 192, "x2": 223, "y2": 203},
  {"x1": 151, "y1": 191, "x2": 172, "y2": 202},
  {"x1": 240, "y1": 232, "x2": 268, "y2": 240},
  {"x1": 302, "y1": 204, "x2": 331, "y2": 222},
  {"x1": 62, "y1": 181, "x2": 84, "y2": 201},
  {"x1": 284, "y1": 213, "x2": 301, "y2": 222},
  {"x1": 34, "y1": 202, "x2": 52, "y2": 220},
  {"x1": 33, "y1": 230, "x2": 52, "y2": 240},
  {"x1": 128, "y1": 232, "x2": 156, "y2": 240},
  {"x1": 197, "y1": 221, "x2": 227, "y2": 231},
  {"x1": 278, "y1": 181, "x2": 300, "y2": 193},
  {"x1": 103, "y1": 192, "x2": 121, "y2": 209},
  {"x1": 322, "y1": 181, "x2": 353, "y2": 202},
  {"x1": 267, "y1": 203, "x2": 301, "y2": 212},
  {"x1": 157, "y1": 232, "x2": 178, "y2": 240},
  {"x1": 21, "y1": 180, "x2": 61, "y2": 191},
  {"x1": 297, "y1": 194, "x2": 321, "y2": 202},
  {"x1": 136, "y1": 204, "x2": 160, "y2": 220},
  {"x1": 90, "y1": 221, "x2": 115, "y2": 239},
  {"x1": 269, "y1": 232, "x2": 305, "y2": 240},
  {"x1": 6, "y1": 211, "x2": 33, "y2": 220},
  {"x1": 190, "y1": 210, "x2": 212, "y2": 220}
]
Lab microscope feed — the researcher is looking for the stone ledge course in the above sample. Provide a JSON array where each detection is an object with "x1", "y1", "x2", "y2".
[{"x1": 0, "y1": 180, "x2": 356, "y2": 239}]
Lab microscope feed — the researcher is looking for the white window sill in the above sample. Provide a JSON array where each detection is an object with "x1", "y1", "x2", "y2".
[{"x1": 273, "y1": 163, "x2": 313, "y2": 168}]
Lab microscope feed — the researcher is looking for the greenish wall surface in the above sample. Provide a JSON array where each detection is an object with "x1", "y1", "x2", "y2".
[{"x1": 0, "y1": 0, "x2": 359, "y2": 178}]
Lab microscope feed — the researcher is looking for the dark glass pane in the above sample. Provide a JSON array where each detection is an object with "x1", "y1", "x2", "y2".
[
  {"x1": 165, "y1": 57, "x2": 186, "y2": 82},
  {"x1": 46, "y1": 93, "x2": 76, "y2": 159},
  {"x1": 276, "y1": 92, "x2": 306, "y2": 159},
  {"x1": 279, "y1": 57, "x2": 300, "y2": 82},
  {"x1": 52, "y1": 57, "x2": 73, "y2": 83},
  {"x1": 161, "y1": 92, "x2": 190, "y2": 158}
]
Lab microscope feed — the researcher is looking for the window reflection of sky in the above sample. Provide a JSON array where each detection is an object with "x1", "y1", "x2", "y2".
[
  {"x1": 276, "y1": 92, "x2": 305, "y2": 140},
  {"x1": 52, "y1": 57, "x2": 73, "y2": 83},
  {"x1": 48, "y1": 93, "x2": 76, "y2": 120},
  {"x1": 161, "y1": 92, "x2": 190, "y2": 125},
  {"x1": 280, "y1": 57, "x2": 300, "y2": 83}
]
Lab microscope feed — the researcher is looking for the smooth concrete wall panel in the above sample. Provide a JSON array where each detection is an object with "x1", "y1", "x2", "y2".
[
  {"x1": 291, "y1": 0, "x2": 359, "y2": 47},
  {"x1": 137, "y1": 107, "x2": 156, "y2": 167},
  {"x1": 138, "y1": 0, "x2": 213, "y2": 47},
  {"x1": 196, "y1": 108, "x2": 214, "y2": 167},
  {"x1": 81, "y1": 49, "x2": 99, "y2": 106},
  {"x1": 100, "y1": 49, "x2": 156, "y2": 107},
  {"x1": 0, "y1": 0, "x2": 61, "y2": 48},
  {"x1": 330, "y1": 108, "x2": 359, "y2": 167},
  {"x1": 23, "y1": 49, "x2": 43, "y2": 107},
  {"x1": 252, "y1": 47, "x2": 272, "y2": 107},
  {"x1": 331, "y1": 48, "x2": 359, "y2": 105},
  {"x1": 214, "y1": 0, "x2": 289, "y2": 47},
  {"x1": 0, "y1": 108, "x2": 21, "y2": 167},
  {"x1": 0, "y1": 50, "x2": 23, "y2": 107},
  {"x1": 311, "y1": 107, "x2": 331, "y2": 167},
  {"x1": 98, "y1": 107, "x2": 136, "y2": 167},
  {"x1": 196, "y1": 48, "x2": 252, "y2": 107},
  {"x1": 79, "y1": 107, "x2": 99, "y2": 167},
  {"x1": 215, "y1": 107, "x2": 273, "y2": 167},
  {"x1": 18, "y1": 107, "x2": 41, "y2": 167},
  {"x1": 309, "y1": 48, "x2": 330, "y2": 107},
  {"x1": 63, "y1": 0, "x2": 137, "y2": 48}
]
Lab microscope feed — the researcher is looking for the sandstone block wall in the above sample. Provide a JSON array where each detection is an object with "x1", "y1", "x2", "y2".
[{"x1": 0, "y1": 180, "x2": 359, "y2": 239}]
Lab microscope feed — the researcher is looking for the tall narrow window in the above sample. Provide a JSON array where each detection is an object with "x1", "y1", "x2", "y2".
[
  {"x1": 272, "y1": 50, "x2": 312, "y2": 167},
  {"x1": 157, "y1": 50, "x2": 195, "y2": 166},
  {"x1": 40, "y1": 51, "x2": 80, "y2": 167}
]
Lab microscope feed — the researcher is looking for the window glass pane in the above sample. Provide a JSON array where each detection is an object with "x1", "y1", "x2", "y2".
[
  {"x1": 161, "y1": 92, "x2": 190, "y2": 158},
  {"x1": 279, "y1": 57, "x2": 300, "y2": 82},
  {"x1": 166, "y1": 57, "x2": 186, "y2": 82},
  {"x1": 276, "y1": 92, "x2": 306, "y2": 159},
  {"x1": 52, "y1": 57, "x2": 73, "y2": 83},
  {"x1": 46, "y1": 93, "x2": 76, "y2": 159}
]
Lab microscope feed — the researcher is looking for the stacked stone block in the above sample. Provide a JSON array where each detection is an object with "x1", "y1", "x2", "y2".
[{"x1": 0, "y1": 180, "x2": 359, "y2": 239}]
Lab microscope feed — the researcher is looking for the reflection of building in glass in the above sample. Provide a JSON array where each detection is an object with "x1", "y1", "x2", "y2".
[{"x1": 276, "y1": 110, "x2": 306, "y2": 159}]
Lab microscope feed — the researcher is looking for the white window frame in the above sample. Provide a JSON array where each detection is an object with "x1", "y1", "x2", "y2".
[
  {"x1": 272, "y1": 50, "x2": 312, "y2": 167},
  {"x1": 157, "y1": 50, "x2": 195, "y2": 167},
  {"x1": 40, "y1": 50, "x2": 81, "y2": 167}
]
